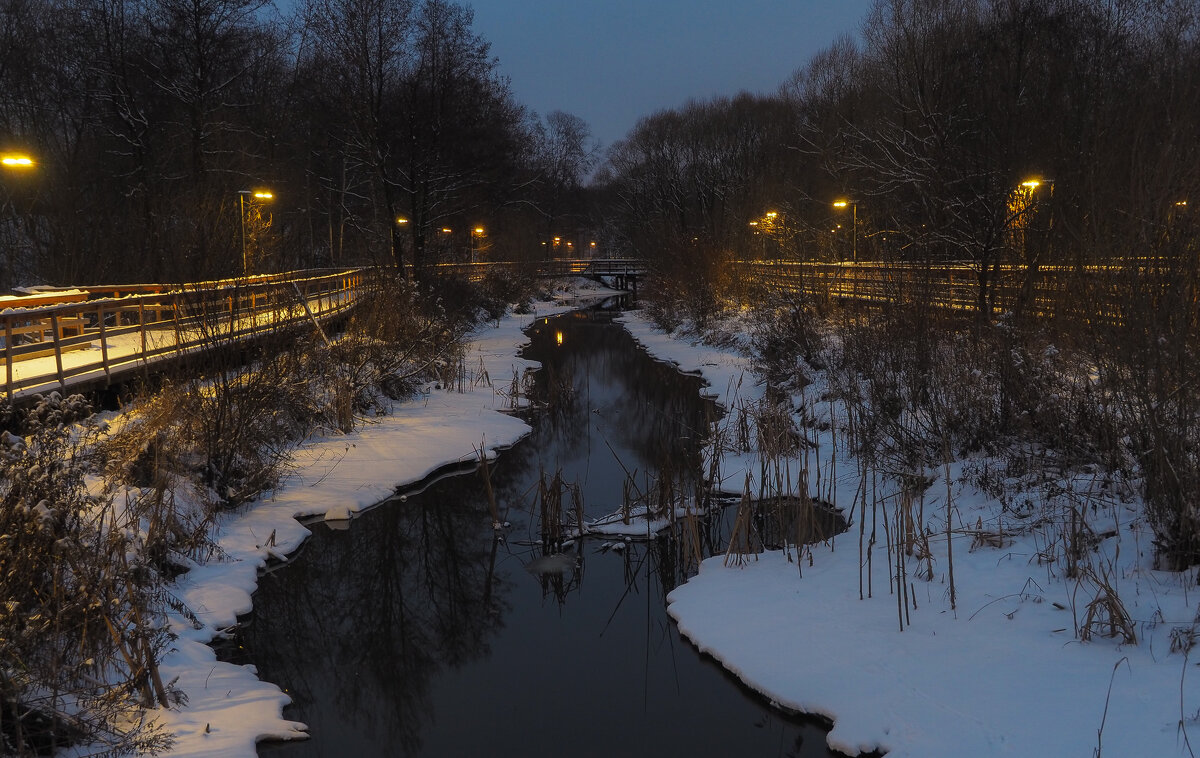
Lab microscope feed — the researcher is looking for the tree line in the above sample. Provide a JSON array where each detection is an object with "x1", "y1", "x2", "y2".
[
  {"x1": 598, "y1": 0, "x2": 1198, "y2": 310},
  {"x1": 596, "y1": 0, "x2": 1199, "y2": 569},
  {"x1": 0, "y1": 0, "x2": 598, "y2": 290}
]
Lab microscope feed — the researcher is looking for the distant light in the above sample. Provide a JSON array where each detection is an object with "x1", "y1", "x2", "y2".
[
  {"x1": 253, "y1": 191, "x2": 273, "y2": 200},
  {"x1": 1, "y1": 154, "x2": 35, "y2": 169},
  {"x1": 833, "y1": 200, "x2": 848, "y2": 208},
  {"x1": 749, "y1": 221, "x2": 758, "y2": 226},
  {"x1": 766, "y1": 211, "x2": 778, "y2": 218},
  {"x1": 1020, "y1": 180, "x2": 1040, "y2": 189},
  {"x1": 442, "y1": 227, "x2": 452, "y2": 233},
  {"x1": 555, "y1": 330, "x2": 564, "y2": 346},
  {"x1": 474, "y1": 227, "x2": 484, "y2": 234},
  {"x1": 1176, "y1": 201, "x2": 1189, "y2": 207},
  {"x1": 396, "y1": 217, "x2": 409, "y2": 224}
]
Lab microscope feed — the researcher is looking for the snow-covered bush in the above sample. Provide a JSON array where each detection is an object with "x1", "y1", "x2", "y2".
[
  {"x1": 0, "y1": 420, "x2": 173, "y2": 756},
  {"x1": 747, "y1": 294, "x2": 827, "y2": 387}
]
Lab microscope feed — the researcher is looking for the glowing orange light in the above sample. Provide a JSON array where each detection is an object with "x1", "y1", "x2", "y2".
[{"x1": 1, "y1": 154, "x2": 35, "y2": 169}]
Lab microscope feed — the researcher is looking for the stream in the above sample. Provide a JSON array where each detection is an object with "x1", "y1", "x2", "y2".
[{"x1": 234, "y1": 298, "x2": 841, "y2": 757}]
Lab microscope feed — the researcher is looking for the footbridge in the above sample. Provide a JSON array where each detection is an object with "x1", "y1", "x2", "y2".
[
  {"x1": 2, "y1": 269, "x2": 369, "y2": 403},
  {"x1": 1, "y1": 260, "x2": 648, "y2": 403}
]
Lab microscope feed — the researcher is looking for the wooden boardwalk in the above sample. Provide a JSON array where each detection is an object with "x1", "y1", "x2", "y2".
[
  {"x1": 2, "y1": 269, "x2": 368, "y2": 402},
  {"x1": 6, "y1": 256, "x2": 1153, "y2": 402},
  {"x1": 1, "y1": 261, "x2": 645, "y2": 402}
]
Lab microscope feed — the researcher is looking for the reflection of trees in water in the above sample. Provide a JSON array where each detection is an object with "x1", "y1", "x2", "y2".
[
  {"x1": 244, "y1": 490, "x2": 505, "y2": 756},
  {"x1": 513, "y1": 308, "x2": 740, "y2": 603},
  {"x1": 523, "y1": 312, "x2": 716, "y2": 494},
  {"x1": 242, "y1": 305, "x2": 841, "y2": 757}
]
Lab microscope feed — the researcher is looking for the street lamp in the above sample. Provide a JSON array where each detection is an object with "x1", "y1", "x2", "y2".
[
  {"x1": 471, "y1": 226, "x2": 484, "y2": 262},
  {"x1": 238, "y1": 189, "x2": 273, "y2": 275},
  {"x1": 833, "y1": 199, "x2": 857, "y2": 262},
  {"x1": 1, "y1": 154, "x2": 35, "y2": 170},
  {"x1": 2, "y1": 153, "x2": 38, "y2": 289}
]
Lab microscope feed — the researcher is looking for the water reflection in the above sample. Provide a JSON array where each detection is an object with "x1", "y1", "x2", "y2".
[{"x1": 243, "y1": 303, "x2": 842, "y2": 757}]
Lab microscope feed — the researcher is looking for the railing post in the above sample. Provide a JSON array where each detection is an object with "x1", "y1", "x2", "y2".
[
  {"x1": 174, "y1": 293, "x2": 184, "y2": 356},
  {"x1": 51, "y1": 314, "x2": 66, "y2": 391},
  {"x1": 4, "y1": 318, "x2": 13, "y2": 401},
  {"x1": 97, "y1": 306, "x2": 111, "y2": 382},
  {"x1": 139, "y1": 301, "x2": 147, "y2": 357}
]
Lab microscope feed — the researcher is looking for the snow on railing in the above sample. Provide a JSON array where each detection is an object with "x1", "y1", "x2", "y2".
[{"x1": 3, "y1": 268, "x2": 370, "y2": 402}]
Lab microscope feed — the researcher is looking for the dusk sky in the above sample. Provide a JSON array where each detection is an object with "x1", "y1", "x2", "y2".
[{"x1": 470, "y1": 0, "x2": 876, "y2": 151}]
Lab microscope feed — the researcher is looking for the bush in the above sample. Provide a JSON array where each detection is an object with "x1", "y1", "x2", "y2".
[{"x1": 1, "y1": 420, "x2": 173, "y2": 756}]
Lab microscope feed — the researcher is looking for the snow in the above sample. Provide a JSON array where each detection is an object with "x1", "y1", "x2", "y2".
[
  {"x1": 143, "y1": 285, "x2": 1200, "y2": 758},
  {"x1": 585, "y1": 503, "x2": 706, "y2": 538},
  {"x1": 615, "y1": 309, "x2": 1200, "y2": 758},
  {"x1": 150, "y1": 280, "x2": 620, "y2": 756}
]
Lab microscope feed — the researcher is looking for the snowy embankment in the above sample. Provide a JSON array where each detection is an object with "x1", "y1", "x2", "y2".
[
  {"x1": 617, "y1": 309, "x2": 1200, "y2": 758},
  {"x1": 151, "y1": 285, "x2": 614, "y2": 757}
]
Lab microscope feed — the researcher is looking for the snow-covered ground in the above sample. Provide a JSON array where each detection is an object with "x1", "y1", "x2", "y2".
[
  {"x1": 124, "y1": 284, "x2": 1199, "y2": 758},
  {"x1": 616, "y1": 309, "x2": 1200, "y2": 758},
  {"x1": 144, "y1": 281, "x2": 619, "y2": 757}
]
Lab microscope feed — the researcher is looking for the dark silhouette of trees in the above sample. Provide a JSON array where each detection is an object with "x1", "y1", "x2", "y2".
[
  {"x1": 0, "y1": 0, "x2": 545, "y2": 286},
  {"x1": 594, "y1": 0, "x2": 1200, "y2": 570}
]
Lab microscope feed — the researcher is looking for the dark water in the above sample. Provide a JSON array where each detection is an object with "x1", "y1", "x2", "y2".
[{"x1": 240, "y1": 299, "x2": 841, "y2": 757}]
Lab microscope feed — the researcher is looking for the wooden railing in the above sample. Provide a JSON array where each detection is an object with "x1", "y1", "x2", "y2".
[
  {"x1": 3, "y1": 269, "x2": 370, "y2": 401},
  {"x1": 2, "y1": 259, "x2": 659, "y2": 401},
  {"x1": 730, "y1": 260, "x2": 1165, "y2": 325},
  {"x1": 8, "y1": 258, "x2": 1170, "y2": 402},
  {"x1": 428, "y1": 258, "x2": 647, "y2": 281}
]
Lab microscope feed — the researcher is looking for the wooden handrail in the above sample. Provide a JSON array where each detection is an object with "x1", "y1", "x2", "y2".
[{"x1": 3, "y1": 268, "x2": 371, "y2": 402}]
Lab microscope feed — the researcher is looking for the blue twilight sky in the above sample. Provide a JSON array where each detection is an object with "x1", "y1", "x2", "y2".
[{"x1": 470, "y1": 0, "x2": 875, "y2": 151}]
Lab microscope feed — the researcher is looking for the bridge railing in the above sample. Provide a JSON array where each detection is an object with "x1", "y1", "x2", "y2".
[
  {"x1": 734, "y1": 260, "x2": 1146, "y2": 325},
  {"x1": 3, "y1": 268, "x2": 370, "y2": 401},
  {"x1": 426, "y1": 258, "x2": 647, "y2": 280}
]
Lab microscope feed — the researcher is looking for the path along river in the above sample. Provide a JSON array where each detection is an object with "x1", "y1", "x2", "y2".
[{"x1": 231, "y1": 298, "x2": 843, "y2": 758}]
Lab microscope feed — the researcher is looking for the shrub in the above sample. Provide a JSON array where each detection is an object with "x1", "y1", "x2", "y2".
[{"x1": 1, "y1": 420, "x2": 173, "y2": 756}]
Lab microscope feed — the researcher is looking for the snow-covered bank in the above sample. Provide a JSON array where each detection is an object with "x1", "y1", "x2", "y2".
[
  {"x1": 152, "y1": 284, "x2": 618, "y2": 757},
  {"x1": 617, "y1": 309, "x2": 1200, "y2": 758}
]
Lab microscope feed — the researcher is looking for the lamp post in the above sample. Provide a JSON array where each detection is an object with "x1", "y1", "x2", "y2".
[
  {"x1": 471, "y1": 226, "x2": 484, "y2": 262},
  {"x1": 833, "y1": 200, "x2": 857, "y2": 262},
  {"x1": 2, "y1": 153, "x2": 37, "y2": 290},
  {"x1": 238, "y1": 189, "x2": 273, "y2": 276}
]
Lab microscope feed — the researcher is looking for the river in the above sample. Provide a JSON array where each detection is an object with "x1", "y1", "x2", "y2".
[{"x1": 230, "y1": 298, "x2": 842, "y2": 757}]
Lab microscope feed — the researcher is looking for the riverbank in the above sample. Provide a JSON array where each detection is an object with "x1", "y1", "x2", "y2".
[
  {"x1": 617, "y1": 309, "x2": 1200, "y2": 758},
  {"x1": 147, "y1": 282, "x2": 621, "y2": 757}
]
